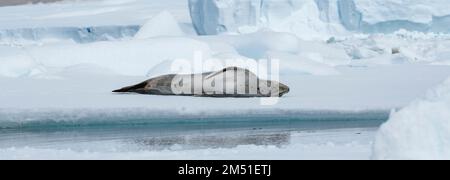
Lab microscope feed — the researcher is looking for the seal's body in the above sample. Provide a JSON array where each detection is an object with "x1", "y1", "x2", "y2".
[{"x1": 113, "y1": 67, "x2": 290, "y2": 97}]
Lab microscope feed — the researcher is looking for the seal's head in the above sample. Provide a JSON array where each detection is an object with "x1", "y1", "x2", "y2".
[
  {"x1": 278, "y1": 82, "x2": 290, "y2": 97},
  {"x1": 258, "y1": 80, "x2": 290, "y2": 97}
]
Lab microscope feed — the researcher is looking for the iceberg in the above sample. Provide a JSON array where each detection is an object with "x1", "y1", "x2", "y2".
[{"x1": 188, "y1": 0, "x2": 450, "y2": 39}]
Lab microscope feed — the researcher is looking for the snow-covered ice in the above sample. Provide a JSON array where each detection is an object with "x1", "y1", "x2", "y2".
[
  {"x1": 373, "y1": 78, "x2": 450, "y2": 160},
  {"x1": 134, "y1": 11, "x2": 185, "y2": 39},
  {"x1": 0, "y1": 0, "x2": 191, "y2": 28}
]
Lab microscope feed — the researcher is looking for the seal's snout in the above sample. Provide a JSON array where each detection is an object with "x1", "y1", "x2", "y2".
[{"x1": 279, "y1": 83, "x2": 290, "y2": 97}]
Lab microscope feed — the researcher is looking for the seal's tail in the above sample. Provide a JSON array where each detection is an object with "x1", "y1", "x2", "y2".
[{"x1": 113, "y1": 81, "x2": 147, "y2": 93}]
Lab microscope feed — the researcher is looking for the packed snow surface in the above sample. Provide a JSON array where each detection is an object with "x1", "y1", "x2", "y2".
[
  {"x1": 373, "y1": 78, "x2": 450, "y2": 160},
  {"x1": 0, "y1": 0, "x2": 450, "y2": 124},
  {"x1": 134, "y1": 11, "x2": 185, "y2": 39}
]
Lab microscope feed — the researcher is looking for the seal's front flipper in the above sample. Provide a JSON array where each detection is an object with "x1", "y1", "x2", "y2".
[{"x1": 113, "y1": 81, "x2": 148, "y2": 93}]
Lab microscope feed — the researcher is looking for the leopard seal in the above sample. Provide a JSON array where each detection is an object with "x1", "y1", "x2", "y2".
[{"x1": 113, "y1": 67, "x2": 290, "y2": 97}]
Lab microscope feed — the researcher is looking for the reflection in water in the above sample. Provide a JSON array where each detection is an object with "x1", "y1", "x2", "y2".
[
  {"x1": 0, "y1": 111, "x2": 389, "y2": 152},
  {"x1": 131, "y1": 132, "x2": 291, "y2": 151}
]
